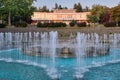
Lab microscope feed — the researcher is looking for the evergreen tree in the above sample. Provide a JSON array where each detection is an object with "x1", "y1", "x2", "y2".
[
  {"x1": 85, "y1": 6, "x2": 89, "y2": 12},
  {"x1": 55, "y1": 3, "x2": 58, "y2": 9},
  {"x1": 73, "y1": 3, "x2": 77, "y2": 9},
  {"x1": 58, "y1": 5, "x2": 62, "y2": 9},
  {"x1": 73, "y1": 3, "x2": 82, "y2": 12}
]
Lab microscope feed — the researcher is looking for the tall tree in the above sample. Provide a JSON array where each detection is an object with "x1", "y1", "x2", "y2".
[
  {"x1": 73, "y1": 3, "x2": 77, "y2": 9},
  {"x1": 77, "y1": 3, "x2": 82, "y2": 12},
  {"x1": 73, "y1": 3, "x2": 82, "y2": 12},
  {"x1": 55, "y1": 3, "x2": 58, "y2": 9}
]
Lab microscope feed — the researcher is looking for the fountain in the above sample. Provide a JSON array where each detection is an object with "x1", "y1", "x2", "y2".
[
  {"x1": 48, "y1": 31, "x2": 59, "y2": 80},
  {"x1": 0, "y1": 31, "x2": 119, "y2": 80},
  {"x1": 74, "y1": 32, "x2": 87, "y2": 79}
]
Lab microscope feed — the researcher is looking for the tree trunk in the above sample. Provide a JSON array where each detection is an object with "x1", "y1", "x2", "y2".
[
  {"x1": 0, "y1": 15, "x2": 2, "y2": 23},
  {"x1": 8, "y1": 11, "x2": 11, "y2": 26}
]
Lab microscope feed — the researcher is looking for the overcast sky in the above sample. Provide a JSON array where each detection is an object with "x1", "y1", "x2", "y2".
[{"x1": 33, "y1": 0, "x2": 120, "y2": 9}]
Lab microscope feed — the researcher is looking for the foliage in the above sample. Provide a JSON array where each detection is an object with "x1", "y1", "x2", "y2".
[
  {"x1": 73, "y1": 3, "x2": 82, "y2": 12},
  {"x1": 37, "y1": 6, "x2": 49, "y2": 12},
  {"x1": 104, "y1": 22, "x2": 116, "y2": 27},
  {"x1": 69, "y1": 20, "x2": 77, "y2": 27},
  {"x1": 88, "y1": 4, "x2": 109, "y2": 23},
  {"x1": 37, "y1": 22, "x2": 42, "y2": 27},
  {"x1": 14, "y1": 21, "x2": 27, "y2": 27},
  {"x1": 84, "y1": 6, "x2": 89, "y2": 12},
  {"x1": 101, "y1": 13, "x2": 111, "y2": 23},
  {"x1": 77, "y1": 22, "x2": 86, "y2": 27},
  {"x1": 37, "y1": 22, "x2": 67, "y2": 28},
  {"x1": 110, "y1": 4, "x2": 120, "y2": 23},
  {"x1": 0, "y1": 0, "x2": 36, "y2": 26},
  {"x1": 87, "y1": 15, "x2": 98, "y2": 23},
  {"x1": 55, "y1": 3, "x2": 58, "y2": 9},
  {"x1": 0, "y1": 23, "x2": 6, "y2": 28},
  {"x1": 54, "y1": 3, "x2": 68, "y2": 9}
]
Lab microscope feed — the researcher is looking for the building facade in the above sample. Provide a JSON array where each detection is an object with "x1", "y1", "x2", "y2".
[{"x1": 31, "y1": 9, "x2": 90, "y2": 25}]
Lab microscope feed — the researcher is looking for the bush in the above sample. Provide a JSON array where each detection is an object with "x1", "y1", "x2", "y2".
[
  {"x1": 0, "y1": 23, "x2": 6, "y2": 28},
  {"x1": 104, "y1": 22, "x2": 116, "y2": 27},
  {"x1": 37, "y1": 22, "x2": 42, "y2": 27},
  {"x1": 37, "y1": 22, "x2": 67, "y2": 28},
  {"x1": 69, "y1": 20, "x2": 76, "y2": 27},
  {"x1": 61, "y1": 23, "x2": 67, "y2": 27},
  {"x1": 14, "y1": 21, "x2": 27, "y2": 27},
  {"x1": 77, "y1": 22, "x2": 86, "y2": 27},
  {"x1": 69, "y1": 22, "x2": 75, "y2": 27},
  {"x1": 42, "y1": 23, "x2": 49, "y2": 27}
]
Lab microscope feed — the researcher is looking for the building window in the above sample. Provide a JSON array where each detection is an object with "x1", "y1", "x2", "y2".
[{"x1": 67, "y1": 15, "x2": 72, "y2": 18}]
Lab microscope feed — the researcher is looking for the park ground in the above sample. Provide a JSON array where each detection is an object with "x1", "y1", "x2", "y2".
[{"x1": 0, "y1": 26, "x2": 120, "y2": 37}]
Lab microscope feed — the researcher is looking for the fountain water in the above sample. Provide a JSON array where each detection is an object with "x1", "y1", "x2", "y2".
[
  {"x1": 0, "y1": 32, "x2": 120, "y2": 80},
  {"x1": 41, "y1": 32, "x2": 48, "y2": 56},
  {"x1": 74, "y1": 32, "x2": 87, "y2": 79},
  {"x1": 48, "y1": 31, "x2": 59, "y2": 80}
]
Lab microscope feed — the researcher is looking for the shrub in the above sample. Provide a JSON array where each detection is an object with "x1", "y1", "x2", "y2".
[
  {"x1": 37, "y1": 22, "x2": 42, "y2": 27},
  {"x1": 69, "y1": 20, "x2": 77, "y2": 27},
  {"x1": 37, "y1": 22, "x2": 67, "y2": 28},
  {"x1": 42, "y1": 23, "x2": 49, "y2": 28},
  {"x1": 14, "y1": 21, "x2": 27, "y2": 27},
  {"x1": 104, "y1": 22, "x2": 116, "y2": 27},
  {"x1": 0, "y1": 23, "x2": 6, "y2": 28},
  {"x1": 61, "y1": 23, "x2": 67, "y2": 27},
  {"x1": 69, "y1": 22, "x2": 75, "y2": 27},
  {"x1": 77, "y1": 22, "x2": 86, "y2": 27}
]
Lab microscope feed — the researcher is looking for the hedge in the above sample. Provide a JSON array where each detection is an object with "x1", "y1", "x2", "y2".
[
  {"x1": 14, "y1": 21, "x2": 27, "y2": 27},
  {"x1": 37, "y1": 22, "x2": 67, "y2": 28},
  {"x1": 104, "y1": 22, "x2": 116, "y2": 27},
  {"x1": 77, "y1": 22, "x2": 86, "y2": 27}
]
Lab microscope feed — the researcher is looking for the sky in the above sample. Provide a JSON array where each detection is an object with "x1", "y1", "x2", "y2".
[{"x1": 33, "y1": 0, "x2": 120, "y2": 10}]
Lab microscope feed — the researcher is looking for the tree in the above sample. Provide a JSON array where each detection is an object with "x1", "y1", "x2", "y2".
[
  {"x1": 110, "y1": 4, "x2": 120, "y2": 24},
  {"x1": 0, "y1": 0, "x2": 36, "y2": 26},
  {"x1": 101, "y1": 13, "x2": 111, "y2": 23},
  {"x1": 0, "y1": 0, "x2": 4, "y2": 23},
  {"x1": 73, "y1": 3, "x2": 82, "y2": 12},
  {"x1": 87, "y1": 15, "x2": 98, "y2": 23},
  {"x1": 38, "y1": 6, "x2": 49, "y2": 12},
  {"x1": 84, "y1": 6, "x2": 89, "y2": 12},
  {"x1": 77, "y1": 3, "x2": 82, "y2": 12},
  {"x1": 55, "y1": 3, "x2": 58, "y2": 9},
  {"x1": 58, "y1": 5, "x2": 62, "y2": 9},
  {"x1": 36, "y1": 6, "x2": 49, "y2": 12},
  {"x1": 88, "y1": 4, "x2": 109, "y2": 23},
  {"x1": 63, "y1": 7, "x2": 68, "y2": 9},
  {"x1": 73, "y1": 3, "x2": 77, "y2": 9}
]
